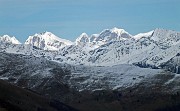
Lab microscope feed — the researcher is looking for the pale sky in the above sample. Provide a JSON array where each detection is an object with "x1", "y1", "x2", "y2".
[{"x1": 0, "y1": 0, "x2": 179, "y2": 42}]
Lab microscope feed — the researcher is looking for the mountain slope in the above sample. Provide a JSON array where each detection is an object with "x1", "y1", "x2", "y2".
[
  {"x1": 0, "y1": 52, "x2": 74, "y2": 102},
  {"x1": 0, "y1": 52, "x2": 162, "y2": 92}
]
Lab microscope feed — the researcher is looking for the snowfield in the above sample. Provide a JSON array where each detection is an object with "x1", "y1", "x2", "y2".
[{"x1": 69, "y1": 64, "x2": 162, "y2": 91}]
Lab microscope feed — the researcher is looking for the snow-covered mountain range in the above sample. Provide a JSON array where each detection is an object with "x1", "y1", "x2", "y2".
[
  {"x1": 1, "y1": 27, "x2": 180, "y2": 73},
  {"x1": 1, "y1": 28, "x2": 180, "y2": 111}
]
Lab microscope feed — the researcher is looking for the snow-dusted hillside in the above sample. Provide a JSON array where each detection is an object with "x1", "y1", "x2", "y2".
[
  {"x1": 1, "y1": 52, "x2": 180, "y2": 94},
  {"x1": 25, "y1": 31, "x2": 73, "y2": 50},
  {"x1": 0, "y1": 52, "x2": 162, "y2": 92},
  {"x1": 69, "y1": 64, "x2": 162, "y2": 91}
]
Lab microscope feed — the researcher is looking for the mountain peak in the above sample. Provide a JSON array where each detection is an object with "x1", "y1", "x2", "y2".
[
  {"x1": 34, "y1": 31, "x2": 55, "y2": 38},
  {"x1": 95, "y1": 27, "x2": 132, "y2": 42},
  {"x1": 75, "y1": 33, "x2": 89, "y2": 46},
  {"x1": 25, "y1": 32, "x2": 72, "y2": 50},
  {"x1": 0, "y1": 35, "x2": 21, "y2": 44},
  {"x1": 80, "y1": 32, "x2": 88, "y2": 37},
  {"x1": 111, "y1": 27, "x2": 125, "y2": 32}
]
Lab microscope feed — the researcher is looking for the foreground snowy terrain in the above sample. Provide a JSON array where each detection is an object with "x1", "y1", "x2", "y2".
[
  {"x1": 1, "y1": 52, "x2": 180, "y2": 111},
  {"x1": 0, "y1": 52, "x2": 161, "y2": 92}
]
